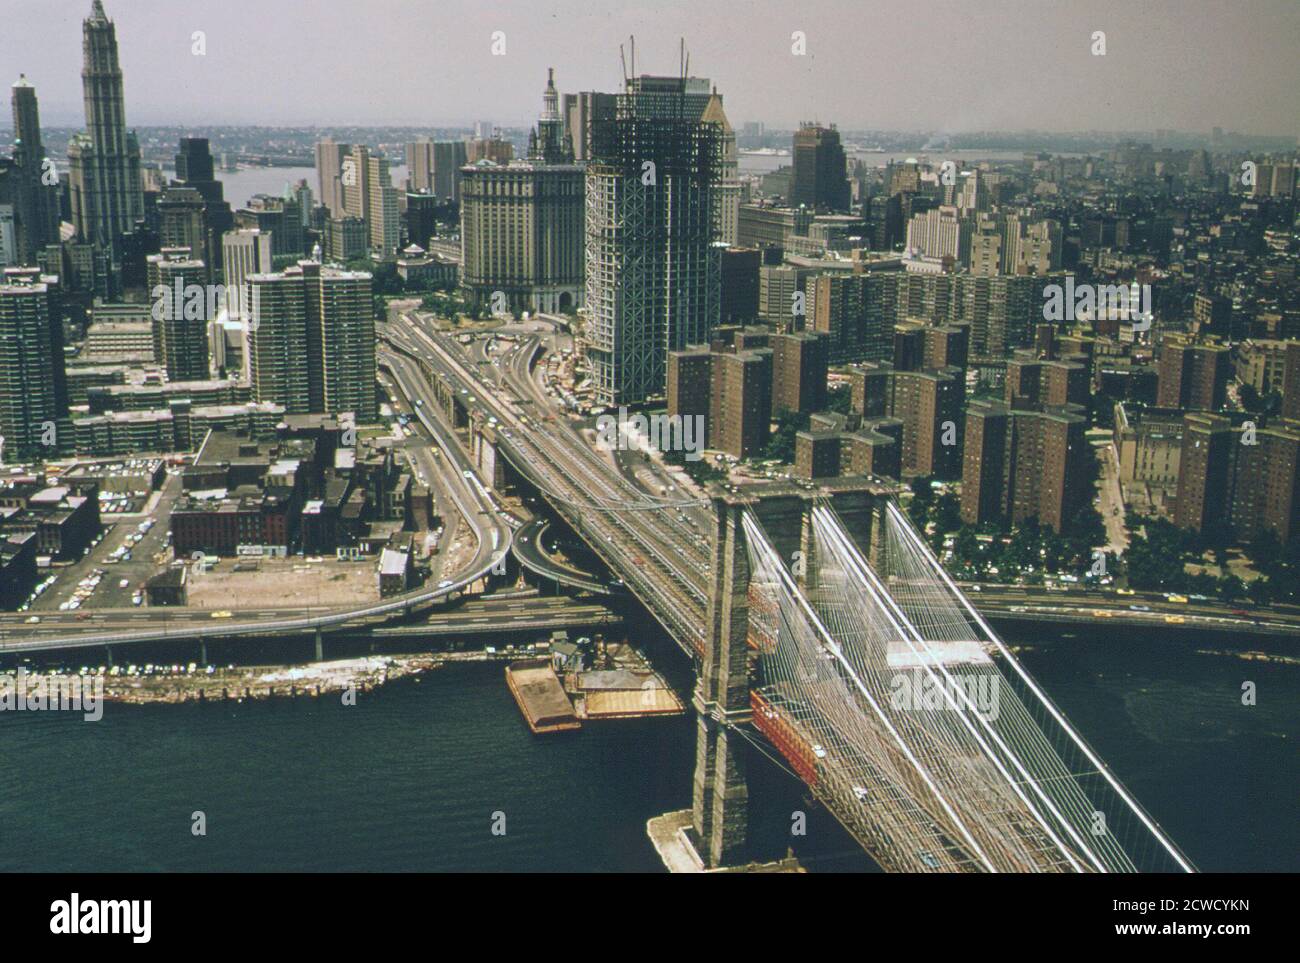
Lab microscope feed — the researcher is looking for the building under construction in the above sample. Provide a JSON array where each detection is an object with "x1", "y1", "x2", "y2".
[{"x1": 585, "y1": 44, "x2": 727, "y2": 407}]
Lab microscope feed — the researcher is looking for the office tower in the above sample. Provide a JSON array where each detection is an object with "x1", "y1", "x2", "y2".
[
  {"x1": 710, "y1": 347, "x2": 772, "y2": 458},
  {"x1": 563, "y1": 91, "x2": 617, "y2": 162},
  {"x1": 339, "y1": 147, "x2": 399, "y2": 255},
  {"x1": 156, "y1": 186, "x2": 208, "y2": 265},
  {"x1": 905, "y1": 205, "x2": 970, "y2": 262},
  {"x1": 147, "y1": 250, "x2": 210, "y2": 382},
  {"x1": 290, "y1": 180, "x2": 313, "y2": 227},
  {"x1": 221, "y1": 228, "x2": 272, "y2": 319},
  {"x1": 404, "y1": 192, "x2": 444, "y2": 250},
  {"x1": 6, "y1": 76, "x2": 61, "y2": 263},
  {"x1": 340, "y1": 146, "x2": 369, "y2": 225},
  {"x1": 432, "y1": 141, "x2": 469, "y2": 202},
  {"x1": 326, "y1": 216, "x2": 367, "y2": 261},
  {"x1": 1156, "y1": 336, "x2": 1230, "y2": 411},
  {"x1": 315, "y1": 138, "x2": 351, "y2": 218},
  {"x1": 0, "y1": 269, "x2": 65, "y2": 458},
  {"x1": 411, "y1": 146, "x2": 467, "y2": 210},
  {"x1": 459, "y1": 71, "x2": 585, "y2": 315},
  {"x1": 771, "y1": 332, "x2": 828, "y2": 417},
  {"x1": 960, "y1": 399, "x2": 1090, "y2": 531},
  {"x1": 719, "y1": 247, "x2": 760, "y2": 323},
  {"x1": 173, "y1": 137, "x2": 232, "y2": 272},
  {"x1": 365, "y1": 154, "x2": 400, "y2": 254},
  {"x1": 704, "y1": 93, "x2": 741, "y2": 244},
  {"x1": 236, "y1": 194, "x2": 304, "y2": 258},
  {"x1": 248, "y1": 260, "x2": 375, "y2": 420},
  {"x1": 406, "y1": 140, "x2": 435, "y2": 194},
  {"x1": 67, "y1": 1, "x2": 144, "y2": 266},
  {"x1": 790, "y1": 123, "x2": 850, "y2": 212},
  {"x1": 584, "y1": 72, "x2": 722, "y2": 405}
]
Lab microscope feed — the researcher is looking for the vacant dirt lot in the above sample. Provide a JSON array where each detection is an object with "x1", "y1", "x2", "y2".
[{"x1": 186, "y1": 556, "x2": 379, "y2": 609}]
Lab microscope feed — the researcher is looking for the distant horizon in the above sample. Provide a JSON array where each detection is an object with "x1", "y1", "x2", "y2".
[
  {"x1": 3, "y1": 0, "x2": 1298, "y2": 137},
  {"x1": 3, "y1": 122, "x2": 1297, "y2": 141}
]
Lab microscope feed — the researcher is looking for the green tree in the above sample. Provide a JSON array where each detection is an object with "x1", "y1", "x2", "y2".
[
  {"x1": 1218, "y1": 574, "x2": 1246, "y2": 604},
  {"x1": 764, "y1": 411, "x2": 809, "y2": 462},
  {"x1": 1247, "y1": 577, "x2": 1272, "y2": 606},
  {"x1": 932, "y1": 492, "x2": 962, "y2": 534}
]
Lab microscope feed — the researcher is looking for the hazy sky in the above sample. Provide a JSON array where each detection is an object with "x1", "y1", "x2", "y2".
[{"x1": 5, "y1": 0, "x2": 1298, "y2": 135}]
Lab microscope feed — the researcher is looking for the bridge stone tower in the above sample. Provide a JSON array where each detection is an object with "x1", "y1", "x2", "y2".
[
  {"x1": 689, "y1": 480, "x2": 890, "y2": 868},
  {"x1": 692, "y1": 494, "x2": 753, "y2": 868}
]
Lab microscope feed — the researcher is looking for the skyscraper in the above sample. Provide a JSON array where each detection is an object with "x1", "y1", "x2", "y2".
[
  {"x1": 156, "y1": 187, "x2": 209, "y2": 265},
  {"x1": 67, "y1": 1, "x2": 144, "y2": 267},
  {"x1": 0, "y1": 269, "x2": 65, "y2": 459},
  {"x1": 791, "y1": 123, "x2": 850, "y2": 212},
  {"x1": 339, "y1": 146, "x2": 399, "y2": 255},
  {"x1": 222, "y1": 229, "x2": 273, "y2": 320},
  {"x1": 173, "y1": 138, "x2": 233, "y2": 272},
  {"x1": 315, "y1": 138, "x2": 351, "y2": 218},
  {"x1": 460, "y1": 70, "x2": 585, "y2": 315},
  {"x1": 527, "y1": 68, "x2": 573, "y2": 165},
  {"x1": 585, "y1": 72, "x2": 723, "y2": 406},
  {"x1": 147, "y1": 250, "x2": 211, "y2": 382},
  {"x1": 6, "y1": 76, "x2": 61, "y2": 263},
  {"x1": 248, "y1": 260, "x2": 375, "y2": 420},
  {"x1": 563, "y1": 91, "x2": 617, "y2": 162}
]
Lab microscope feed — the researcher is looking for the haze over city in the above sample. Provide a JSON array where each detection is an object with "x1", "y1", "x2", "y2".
[
  {"x1": 3, "y1": 0, "x2": 1298, "y2": 134},
  {"x1": 1, "y1": 0, "x2": 1296, "y2": 928}
]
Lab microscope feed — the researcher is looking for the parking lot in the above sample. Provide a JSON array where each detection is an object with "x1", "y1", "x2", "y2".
[{"x1": 26, "y1": 470, "x2": 182, "y2": 615}]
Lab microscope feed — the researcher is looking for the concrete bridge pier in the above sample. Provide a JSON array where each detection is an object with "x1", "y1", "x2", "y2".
[
  {"x1": 314, "y1": 627, "x2": 324, "y2": 662},
  {"x1": 691, "y1": 496, "x2": 752, "y2": 868},
  {"x1": 104, "y1": 645, "x2": 114, "y2": 668},
  {"x1": 199, "y1": 639, "x2": 208, "y2": 666}
]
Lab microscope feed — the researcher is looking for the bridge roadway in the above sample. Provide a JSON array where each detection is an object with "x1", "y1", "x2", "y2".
[
  {"x1": 0, "y1": 594, "x2": 621, "y2": 657},
  {"x1": 966, "y1": 583, "x2": 1300, "y2": 636},
  {"x1": 385, "y1": 314, "x2": 712, "y2": 654},
  {"x1": 511, "y1": 517, "x2": 614, "y2": 595},
  {"x1": 380, "y1": 335, "x2": 616, "y2": 596}
]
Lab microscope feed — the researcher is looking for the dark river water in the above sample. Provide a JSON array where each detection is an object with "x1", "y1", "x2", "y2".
[{"x1": 1, "y1": 623, "x2": 1294, "y2": 872}]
